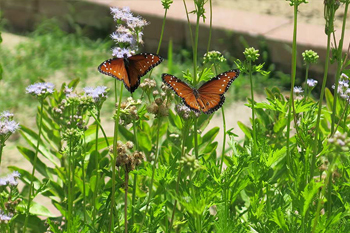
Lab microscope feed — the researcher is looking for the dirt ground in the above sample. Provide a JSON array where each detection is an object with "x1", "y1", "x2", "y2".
[{"x1": 215, "y1": 0, "x2": 350, "y2": 29}]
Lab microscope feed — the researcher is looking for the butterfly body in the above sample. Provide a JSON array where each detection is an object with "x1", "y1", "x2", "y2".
[
  {"x1": 98, "y1": 53, "x2": 163, "y2": 93},
  {"x1": 162, "y1": 69, "x2": 239, "y2": 114}
]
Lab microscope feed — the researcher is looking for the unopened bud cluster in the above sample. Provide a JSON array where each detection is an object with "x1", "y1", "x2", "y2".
[
  {"x1": 180, "y1": 154, "x2": 200, "y2": 173},
  {"x1": 140, "y1": 78, "x2": 157, "y2": 92},
  {"x1": 203, "y1": 51, "x2": 226, "y2": 64},
  {"x1": 113, "y1": 141, "x2": 145, "y2": 172},
  {"x1": 302, "y1": 50, "x2": 319, "y2": 65},
  {"x1": 146, "y1": 89, "x2": 170, "y2": 117},
  {"x1": 119, "y1": 97, "x2": 142, "y2": 125}
]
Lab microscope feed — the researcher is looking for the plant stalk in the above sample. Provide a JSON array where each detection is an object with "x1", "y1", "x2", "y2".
[{"x1": 23, "y1": 100, "x2": 44, "y2": 233}]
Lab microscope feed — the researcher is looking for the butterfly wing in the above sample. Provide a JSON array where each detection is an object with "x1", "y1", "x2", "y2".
[
  {"x1": 197, "y1": 69, "x2": 240, "y2": 114},
  {"x1": 162, "y1": 74, "x2": 201, "y2": 112},
  {"x1": 127, "y1": 53, "x2": 164, "y2": 92},
  {"x1": 98, "y1": 58, "x2": 131, "y2": 90}
]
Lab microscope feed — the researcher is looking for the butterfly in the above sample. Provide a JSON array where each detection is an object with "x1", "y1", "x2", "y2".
[
  {"x1": 98, "y1": 53, "x2": 163, "y2": 93},
  {"x1": 162, "y1": 69, "x2": 240, "y2": 114}
]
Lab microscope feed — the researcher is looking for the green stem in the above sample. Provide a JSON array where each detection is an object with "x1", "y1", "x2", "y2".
[
  {"x1": 0, "y1": 142, "x2": 3, "y2": 165},
  {"x1": 156, "y1": 9, "x2": 168, "y2": 54},
  {"x1": 206, "y1": 0, "x2": 212, "y2": 53},
  {"x1": 82, "y1": 135, "x2": 87, "y2": 223},
  {"x1": 124, "y1": 169, "x2": 129, "y2": 233},
  {"x1": 138, "y1": 118, "x2": 162, "y2": 233},
  {"x1": 23, "y1": 100, "x2": 44, "y2": 233},
  {"x1": 248, "y1": 60, "x2": 257, "y2": 156},
  {"x1": 330, "y1": 2, "x2": 349, "y2": 134},
  {"x1": 219, "y1": 106, "x2": 227, "y2": 171},
  {"x1": 89, "y1": 110, "x2": 110, "y2": 147},
  {"x1": 192, "y1": 3, "x2": 201, "y2": 160},
  {"x1": 304, "y1": 65, "x2": 310, "y2": 99},
  {"x1": 182, "y1": 0, "x2": 194, "y2": 55},
  {"x1": 92, "y1": 109, "x2": 101, "y2": 225},
  {"x1": 286, "y1": 3, "x2": 299, "y2": 170},
  {"x1": 130, "y1": 93, "x2": 139, "y2": 229},
  {"x1": 310, "y1": 15, "x2": 333, "y2": 184},
  {"x1": 170, "y1": 122, "x2": 189, "y2": 231},
  {"x1": 109, "y1": 80, "x2": 124, "y2": 232}
]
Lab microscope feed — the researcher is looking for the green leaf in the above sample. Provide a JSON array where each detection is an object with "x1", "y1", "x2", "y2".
[
  {"x1": 118, "y1": 124, "x2": 134, "y2": 141},
  {"x1": 17, "y1": 146, "x2": 53, "y2": 179},
  {"x1": 29, "y1": 201, "x2": 57, "y2": 217},
  {"x1": 138, "y1": 132, "x2": 152, "y2": 152},
  {"x1": 325, "y1": 88, "x2": 334, "y2": 111},
  {"x1": 271, "y1": 207, "x2": 289, "y2": 232},
  {"x1": 168, "y1": 110, "x2": 182, "y2": 130},
  {"x1": 20, "y1": 125, "x2": 59, "y2": 167},
  {"x1": 202, "y1": 127, "x2": 219, "y2": 143},
  {"x1": 302, "y1": 180, "x2": 323, "y2": 217},
  {"x1": 237, "y1": 121, "x2": 252, "y2": 139}
]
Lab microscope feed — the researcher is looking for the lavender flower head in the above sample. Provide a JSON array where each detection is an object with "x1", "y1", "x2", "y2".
[
  {"x1": 0, "y1": 111, "x2": 19, "y2": 137},
  {"x1": 332, "y1": 73, "x2": 350, "y2": 100},
  {"x1": 0, "y1": 111, "x2": 14, "y2": 120},
  {"x1": 109, "y1": 6, "x2": 149, "y2": 58},
  {"x1": 307, "y1": 79, "x2": 318, "y2": 88},
  {"x1": 84, "y1": 86, "x2": 108, "y2": 103},
  {"x1": 0, "y1": 210, "x2": 12, "y2": 221},
  {"x1": 0, "y1": 171, "x2": 20, "y2": 186},
  {"x1": 112, "y1": 47, "x2": 135, "y2": 58},
  {"x1": 293, "y1": 86, "x2": 304, "y2": 96},
  {"x1": 26, "y1": 82, "x2": 55, "y2": 97}
]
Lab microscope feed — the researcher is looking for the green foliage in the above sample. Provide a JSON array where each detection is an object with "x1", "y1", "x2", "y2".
[{"x1": 2, "y1": 1, "x2": 350, "y2": 232}]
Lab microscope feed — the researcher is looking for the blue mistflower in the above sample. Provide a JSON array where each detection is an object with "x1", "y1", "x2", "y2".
[
  {"x1": 26, "y1": 82, "x2": 54, "y2": 96},
  {"x1": 307, "y1": 79, "x2": 318, "y2": 88},
  {"x1": 84, "y1": 86, "x2": 108, "y2": 103},
  {"x1": 293, "y1": 86, "x2": 304, "y2": 96},
  {"x1": 112, "y1": 47, "x2": 135, "y2": 58},
  {"x1": 0, "y1": 210, "x2": 12, "y2": 221}
]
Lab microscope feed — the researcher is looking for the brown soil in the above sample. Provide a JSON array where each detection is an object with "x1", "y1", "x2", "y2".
[{"x1": 215, "y1": 0, "x2": 350, "y2": 29}]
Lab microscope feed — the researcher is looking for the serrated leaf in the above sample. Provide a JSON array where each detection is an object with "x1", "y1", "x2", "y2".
[
  {"x1": 302, "y1": 180, "x2": 323, "y2": 216},
  {"x1": 271, "y1": 207, "x2": 289, "y2": 232}
]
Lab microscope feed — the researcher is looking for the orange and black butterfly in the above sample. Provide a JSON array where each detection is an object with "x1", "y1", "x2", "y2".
[
  {"x1": 162, "y1": 69, "x2": 240, "y2": 114},
  {"x1": 98, "y1": 53, "x2": 163, "y2": 93}
]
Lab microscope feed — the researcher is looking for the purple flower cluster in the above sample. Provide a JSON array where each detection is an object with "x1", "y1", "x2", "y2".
[
  {"x1": 109, "y1": 7, "x2": 149, "y2": 57},
  {"x1": 332, "y1": 73, "x2": 350, "y2": 100},
  {"x1": 0, "y1": 111, "x2": 19, "y2": 137},
  {"x1": 0, "y1": 171, "x2": 20, "y2": 186},
  {"x1": 26, "y1": 82, "x2": 55, "y2": 97},
  {"x1": 0, "y1": 210, "x2": 12, "y2": 221},
  {"x1": 83, "y1": 86, "x2": 109, "y2": 103}
]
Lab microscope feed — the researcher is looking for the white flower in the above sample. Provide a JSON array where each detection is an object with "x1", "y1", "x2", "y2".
[
  {"x1": 11, "y1": 171, "x2": 20, "y2": 178},
  {"x1": 0, "y1": 120, "x2": 20, "y2": 135},
  {"x1": 26, "y1": 82, "x2": 55, "y2": 96},
  {"x1": 341, "y1": 73, "x2": 349, "y2": 80},
  {"x1": 0, "y1": 111, "x2": 14, "y2": 120},
  {"x1": 111, "y1": 32, "x2": 135, "y2": 44},
  {"x1": 0, "y1": 210, "x2": 12, "y2": 221},
  {"x1": 112, "y1": 47, "x2": 135, "y2": 58},
  {"x1": 84, "y1": 86, "x2": 108, "y2": 103},
  {"x1": 293, "y1": 86, "x2": 304, "y2": 95},
  {"x1": 307, "y1": 79, "x2": 318, "y2": 87},
  {"x1": 110, "y1": 7, "x2": 134, "y2": 22}
]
